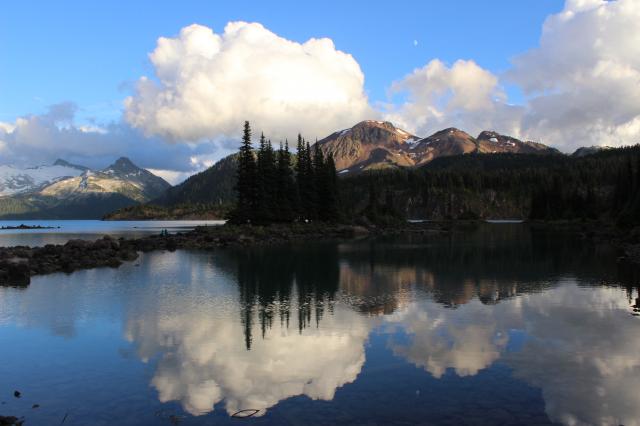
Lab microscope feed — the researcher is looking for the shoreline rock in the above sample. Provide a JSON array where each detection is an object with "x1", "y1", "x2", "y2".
[
  {"x1": 2, "y1": 220, "x2": 637, "y2": 287},
  {"x1": 0, "y1": 223, "x2": 382, "y2": 286}
]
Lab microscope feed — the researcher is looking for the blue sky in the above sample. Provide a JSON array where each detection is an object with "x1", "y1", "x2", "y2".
[
  {"x1": 1, "y1": 0, "x2": 563, "y2": 124},
  {"x1": 2, "y1": 0, "x2": 638, "y2": 182}
]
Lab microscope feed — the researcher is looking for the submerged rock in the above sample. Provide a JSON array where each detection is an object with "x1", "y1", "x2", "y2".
[{"x1": 0, "y1": 416, "x2": 24, "y2": 426}]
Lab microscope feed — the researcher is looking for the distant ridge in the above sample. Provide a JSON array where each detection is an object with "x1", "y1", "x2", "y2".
[
  {"x1": 316, "y1": 120, "x2": 559, "y2": 174},
  {"x1": 0, "y1": 157, "x2": 170, "y2": 219},
  {"x1": 571, "y1": 146, "x2": 613, "y2": 158},
  {"x1": 127, "y1": 121, "x2": 567, "y2": 215}
]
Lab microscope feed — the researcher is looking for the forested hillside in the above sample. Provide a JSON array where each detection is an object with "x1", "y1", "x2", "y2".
[
  {"x1": 341, "y1": 146, "x2": 640, "y2": 224},
  {"x1": 108, "y1": 139, "x2": 640, "y2": 225}
]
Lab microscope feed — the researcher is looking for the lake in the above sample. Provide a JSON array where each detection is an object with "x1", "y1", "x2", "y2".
[
  {"x1": 1, "y1": 222, "x2": 639, "y2": 425},
  {"x1": 0, "y1": 220, "x2": 225, "y2": 247}
]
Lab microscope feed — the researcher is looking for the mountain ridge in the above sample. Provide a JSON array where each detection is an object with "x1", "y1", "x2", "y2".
[
  {"x1": 316, "y1": 121, "x2": 560, "y2": 174},
  {"x1": 0, "y1": 157, "x2": 171, "y2": 219}
]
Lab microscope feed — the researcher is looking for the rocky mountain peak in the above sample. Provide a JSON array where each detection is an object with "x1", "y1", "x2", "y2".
[
  {"x1": 315, "y1": 121, "x2": 559, "y2": 174},
  {"x1": 106, "y1": 157, "x2": 139, "y2": 174},
  {"x1": 476, "y1": 131, "x2": 559, "y2": 155},
  {"x1": 330, "y1": 120, "x2": 417, "y2": 144},
  {"x1": 316, "y1": 120, "x2": 419, "y2": 172},
  {"x1": 425, "y1": 127, "x2": 472, "y2": 140},
  {"x1": 354, "y1": 120, "x2": 395, "y2": 130},
  {"x1": 0, "y1": 156, "x2": 171, "y2": 219}
]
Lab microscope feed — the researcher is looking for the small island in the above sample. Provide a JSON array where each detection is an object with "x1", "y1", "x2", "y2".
[{"x1": 1, "y1": 224, "x2": 59, "y2": 230}]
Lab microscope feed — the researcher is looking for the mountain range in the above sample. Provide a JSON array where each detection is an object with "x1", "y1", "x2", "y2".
[
  {"x1": 130, "y1": 121, "x2": 565, "y2": 213},
  {"x1": 1, "y1": 120, "x2": 619, "y2": 220},
  {"x1": 316, "y1": 120, "x2": 559, "y2": 174},
  {"x1": 0, "y1": 157, "x2": 170, "y2": 219}
]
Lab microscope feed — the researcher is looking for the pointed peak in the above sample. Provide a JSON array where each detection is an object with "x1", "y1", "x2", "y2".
[{"x1": 106, "y1": 157, "x2": 140, "y2": 173}]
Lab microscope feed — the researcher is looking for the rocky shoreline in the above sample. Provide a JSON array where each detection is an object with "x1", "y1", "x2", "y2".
[
  {"x1": 0, "y1": 223, "x2": 378, "y2": 286},
  {"x1": 1, "y1": 220, "x2": 638, "y2": 287}
]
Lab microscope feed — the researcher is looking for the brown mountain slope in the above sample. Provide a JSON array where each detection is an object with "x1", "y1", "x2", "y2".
[
  {"x1": 409, "y1": 128, "x2": 479, "y2": 166},
  {"x1": 316, "y1": 121, "x2": 558, "y2": 174},
  {"x1": 316, "y1": 120, "x2": 419, "y2": 172}
]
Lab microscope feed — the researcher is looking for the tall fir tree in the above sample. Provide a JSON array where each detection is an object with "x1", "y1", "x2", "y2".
[
  {"x1": 255, "y1": 133, "x2": 278, "y2": 224},
  {"x1": 263, "y1": 139, "x2": 278, "y2": 222},
  {"x1": 230, "y1": 121, "x2": 256, "y2": 224},
  {"x1": 312, "y1": 142, "x2": 331, "y2": 222},
  {"x1": 303, "y1": 141, "x2": 317, "y2": 220},
  {"x1": 322, "y1": 153, "x2": 340, "y2": 222},
  {"x1": 255, "y1": 133, "x2": 268, "y2": 223},
  {"x1": 296, "y1": 135, "x2": 315, "y2": 221},
  {"x1": 276, "y1": 140, "x2": 297, "y2": 222}
]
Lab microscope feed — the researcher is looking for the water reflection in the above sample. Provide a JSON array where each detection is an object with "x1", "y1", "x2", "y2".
[
  {"x1": 2, "y1": 224, "x2": 640, "y2": 425},
  {"x1": 122, "y1": 245, "x2": 372, "y2": 416}
]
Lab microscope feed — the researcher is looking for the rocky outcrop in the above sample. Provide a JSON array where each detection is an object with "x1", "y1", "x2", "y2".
[
  {"x1": 476, "y1": 131, "x2": 559, "y2": 155},
  {"x1": 0, "y1": 236, "x2": 139, "y2": 285}
]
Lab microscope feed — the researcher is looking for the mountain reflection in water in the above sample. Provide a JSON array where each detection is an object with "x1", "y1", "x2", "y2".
[{"x1": 2, "y1": 223, "x2": 640, "y2": 425}]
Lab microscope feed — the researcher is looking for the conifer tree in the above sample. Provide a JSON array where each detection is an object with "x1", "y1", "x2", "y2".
[
  {"x1": 296, "y1": 135, "x2": 316, "y2": 221},
  {"x1": 255, "y1": 133, "x2": 269, "y2": 223},
  {"x1": 312, "y1": 143, "x2": 339, "y2": 222},
  {"x1": 295, "y1": 134, "x2": 306, "y2": 220},
  {"x1": 613, "y1": 159, "x2": 633, "y2": 211},
  {"x1": 322, "y1": 153, "x2": 340, "y2": 222},
  {"x1": 313, "y1": 142, "x2": 326, "y2": 211},
  {"x1": 303, "y1": 141, "x2": 317, "y2": 220},
  {"x1": 264, "y1": 139, "x2": 278, "y2": 222},
  {"x1": 230, "y1": 121, "x2": 256, "y2": 224},
  {"x1": 254, "y1": 135, "x2": 280, "y2": 224},
  {"x1": 276, "y1": 140, "x2": 297, "y2": 222}
]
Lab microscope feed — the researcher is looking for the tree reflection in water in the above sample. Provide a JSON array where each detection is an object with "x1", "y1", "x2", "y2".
[{"x1": 6, "y1": 224, "x2": 638, "y2": 424}]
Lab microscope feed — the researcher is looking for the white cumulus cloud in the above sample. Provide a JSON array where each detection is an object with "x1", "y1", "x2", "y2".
[
  {"x1": 384, "y1": 59, "x2": 523, "y2": 138},
  {"x1": 0, "y1": 103, "x2": 224, "y2": 184},
  {"x1": 507, "y1": 0, "x2": 640, "y2": 150},
  {"x1": 125, "y1": 22, "x2": 373, "y2": 143},
  {"x1": 386, "y1": 0, "x2": 640, "y2": 151}
]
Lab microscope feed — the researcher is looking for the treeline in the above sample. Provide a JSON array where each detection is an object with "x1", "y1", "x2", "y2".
[
  {"x1": 339, "y1": 146, "x2": 640, "y2": 225},
  {"x1": 229, "y1": 121, "x2": 339, "y2": 225},
  {"x1": 525, "y1": 147, "x2": 640, "y2": 224},
  {"x1": 103, "y1": 202, "x2": 228, "y2": 220}
]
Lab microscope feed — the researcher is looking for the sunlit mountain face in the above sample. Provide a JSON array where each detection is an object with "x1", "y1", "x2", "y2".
[{"x1": 2, "y1": 223, "x2": 640, "y2": 425}]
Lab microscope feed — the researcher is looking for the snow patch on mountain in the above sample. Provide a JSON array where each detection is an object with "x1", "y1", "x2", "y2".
[{"x1": 0, "y1": 164, "x2": 84, "y2": 197}]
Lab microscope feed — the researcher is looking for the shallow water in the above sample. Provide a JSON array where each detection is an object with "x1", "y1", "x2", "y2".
[
  {"x1": 1, "y1": 223, "x2": 639, "y2": 425},
  {"x1": 0, "y1": 220, "x2": 224, "y2": 247}
]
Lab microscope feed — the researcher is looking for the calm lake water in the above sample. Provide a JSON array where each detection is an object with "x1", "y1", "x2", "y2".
[
  {"x1": 0, "y1": 220, "x2": 225, "y2": 247},
  {"x1": 1, "y1": 223, "x2": 639, "y2": 425}
]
